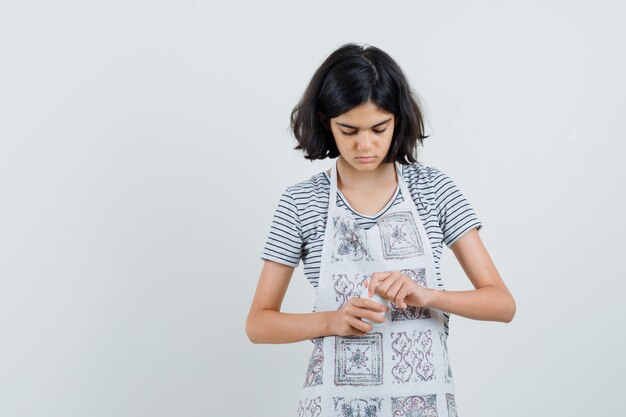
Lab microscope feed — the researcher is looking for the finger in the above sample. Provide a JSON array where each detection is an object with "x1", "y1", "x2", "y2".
[
  {"x1": 369, "y1": 309, "x2": 386, "y2": 323},
  {"x1": 352, "y1": 297, "x2": 387, "y2": 312},
  {"x1": 377, "y1": 272, "x2": 400, "y2": 297},
  {"x1": 367, "y1": 274, "x2": 378, "y2": 297},
  {"x1": 387, "y1": 279, "x2": 405, "y2": 306},
  {"x1": 349, "y1": 316, "x2": 373, "y2": 333},
  {"x1": 368, "y1": 272, "x2": 392, "y2": 297},
  {"x1": 353, "y1": 306, "x2": 386, "y2": 323},
  {"x1": 396, "y1": 289, "x2": 409, "y2": 309},
  {"x1": 399, "y1": 284, "x2": 416, "y2": 309},
  {"x1": 352, "y1": 328, "x2": 367, "y2": 336},
  {"x1": 376, "y1": 271, "x2": 393, "y2": 283}
]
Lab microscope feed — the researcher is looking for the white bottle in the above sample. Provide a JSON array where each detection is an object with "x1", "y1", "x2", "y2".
[{"x1": 361, "y1": 290, "x2": 389, "y2": 326}]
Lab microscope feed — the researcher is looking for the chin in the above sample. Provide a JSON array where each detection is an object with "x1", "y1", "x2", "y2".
[{"x1": 354, "y1": 162, "x2": 383, "y2": 171}]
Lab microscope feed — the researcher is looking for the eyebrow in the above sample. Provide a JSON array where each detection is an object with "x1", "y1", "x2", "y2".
[{"x1": 334, "y1": 117, "x2": 392, "y2": 129}]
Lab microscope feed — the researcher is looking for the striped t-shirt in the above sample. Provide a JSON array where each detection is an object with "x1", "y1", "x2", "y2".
[{"x1": 261, "y1": 162, "x2": 483, "y2": 336}]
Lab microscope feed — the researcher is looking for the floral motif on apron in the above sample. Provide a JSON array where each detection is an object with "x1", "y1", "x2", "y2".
[{"x1": 297, "y1": 160, "x2": 458, "y2": 417}]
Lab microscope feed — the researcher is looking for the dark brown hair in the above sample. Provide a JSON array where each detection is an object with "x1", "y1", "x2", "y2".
[{"x1": 290, "y1": 43, "x2": 429, "y2": 164}]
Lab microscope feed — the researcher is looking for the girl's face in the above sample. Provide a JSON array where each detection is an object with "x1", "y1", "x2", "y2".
[{"x1": 329, "y1": 100, "x2": 395, "y2": 172}]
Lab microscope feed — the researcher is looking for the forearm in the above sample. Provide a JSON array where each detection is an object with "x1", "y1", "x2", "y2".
[
  {"x1": 426, "y1": 286, "x2": 515, "y2": 323},
  {"x1": 246, "y1": 309, "x2": 334, "y2": 344}
]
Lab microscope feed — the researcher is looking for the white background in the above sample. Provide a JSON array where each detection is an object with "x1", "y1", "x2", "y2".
[{"x1": 1, "y1": 1, "x2": 625, "y2": 416}]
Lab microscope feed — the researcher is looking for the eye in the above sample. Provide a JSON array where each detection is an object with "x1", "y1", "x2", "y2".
[{"x1": 340, "y1": 128, "x2": 387, "y2": 136}]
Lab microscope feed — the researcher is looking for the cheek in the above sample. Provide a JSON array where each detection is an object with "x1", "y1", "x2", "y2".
[
  {"x1": 332, "y1": 136, "x2": 345, "y2": 148},
  {"x1": 330, "y1": 130, "x2": 344, "y2": 145},
  {"x1": 333, "y1": 135, "x2": 350, "y2": 149},
  {"x1": 381, "y1": 133, "x2": 394, "y2": 147}
]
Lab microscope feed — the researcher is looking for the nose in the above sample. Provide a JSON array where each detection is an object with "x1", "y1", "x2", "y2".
[{"x1": 355, "y1": 131, "x2": 373, "y2": 152}]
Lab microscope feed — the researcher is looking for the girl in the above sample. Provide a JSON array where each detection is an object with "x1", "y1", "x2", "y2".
[{"x1": 246, "y1": 43, "x2": 515, "y2": 417}]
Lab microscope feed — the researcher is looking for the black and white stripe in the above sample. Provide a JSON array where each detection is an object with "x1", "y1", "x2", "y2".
[{"x1": 261, "y1": 162, "x2": 483, "y2": 336}]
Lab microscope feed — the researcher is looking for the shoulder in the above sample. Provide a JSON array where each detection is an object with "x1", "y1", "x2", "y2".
[
  {"x1": 284, "y1": 171, "x2": 329, "y2": 196},
  {"x1": 401, "y1": 161, "x2": 451, "y2": 193},
  {"x1": 282, "y1": 172, "x2": 330, "y2": 205},
  {"x1": 401, "y1": 162, "x2": 470, "y2": 218},
  {"x1": 276, "y1": 171, "x2": 330, "y2": 219}
]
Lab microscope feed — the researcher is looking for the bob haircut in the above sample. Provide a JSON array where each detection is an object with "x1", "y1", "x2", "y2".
[{"x1": 290, "y1": 43, "x2": 429, "y2": 164}]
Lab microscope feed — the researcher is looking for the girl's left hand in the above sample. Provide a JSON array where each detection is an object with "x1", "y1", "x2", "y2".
[{"x1": 365, "y1": 271, "x2": 433, "y2": 309}]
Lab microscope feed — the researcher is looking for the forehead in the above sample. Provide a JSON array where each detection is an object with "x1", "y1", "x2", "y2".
[{"x1": 332, "y1": 102, "x2": 393, "y2": 127}]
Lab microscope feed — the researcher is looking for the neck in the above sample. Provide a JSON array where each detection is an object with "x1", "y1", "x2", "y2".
[{"x1": 336, "y1": 156, "x2": 397, "y2": 192}]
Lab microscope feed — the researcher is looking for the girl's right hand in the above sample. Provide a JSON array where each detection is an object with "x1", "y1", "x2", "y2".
[{"x1": 329, "y1": 297, "x2": 388, "y2": 336}]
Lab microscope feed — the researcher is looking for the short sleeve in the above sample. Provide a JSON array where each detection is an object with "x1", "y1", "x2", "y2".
[
  {"x1": 260, "y1": 187, "x2": 303, "y2": 267},
  {"x1": 431, "y1": 168, "x2": 483, "y2": 248}
]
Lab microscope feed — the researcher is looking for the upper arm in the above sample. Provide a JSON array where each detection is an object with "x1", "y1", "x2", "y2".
[
  {"x1": 450, "y1": 228, "x2": 509, "y2": 292},
  {"x1": 247, "y1": 259, "x2": 295, "y2": 319},
  {"x1": 249, "y1": 185, "x2": 303, "y2": 322},
  {"x1": 260, "y1": 187, "x2": 303, "y2": 268},
  {"x1": 430, "y1": 167, "x2": 483, "y2": 248}
]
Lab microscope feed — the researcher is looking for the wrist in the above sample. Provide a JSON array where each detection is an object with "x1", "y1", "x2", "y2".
[
  {"x1": 319, "y1": 310, "x2": 335, "y2": 337},
  {"x1": 425, "y1": 288, "x2": 438, "y2": 308}
]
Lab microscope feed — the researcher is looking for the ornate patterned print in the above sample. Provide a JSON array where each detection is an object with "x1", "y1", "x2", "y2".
[
  {"x1": 391, "y1": 394, "x2": 438, "y2": 417},
  {"x1": 296, "y1": 162, "x2": 454, "y2": 417},
  {"x1": 391, "y1": 268, "x2": 431, "y2": 321},
  {"x1": 391, "y1": 330, "x2": 435, "y2": 383},
  {"x1": 439, "y1": 332, "x2": 453, "y2": 383},
  {"x1": 333, "y1": 273, "x2": 368, "y2": 308},
  {"x1": 331, "y1": 215, "x2": 374, "y2": 263},
  {"x1": 303, "y1": 337, "x2": 324, "y2": 387},
  {"x1": 445, "y1": 393, "x2": 457, "y2": 417},
  {"x1": 335, "y1": 333, "x2": 383, "y2": 386},
  {"x1": 333, "y1": 397, "x2": 383, "y2": 417},
  {"x1": 297, "y1": 396, "x2": 322, "y2": 417},
  {"x1": 378, "y1": 211, "x2": 423, "y2": 260}
]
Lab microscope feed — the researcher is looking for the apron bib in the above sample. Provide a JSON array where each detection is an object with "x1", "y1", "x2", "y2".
[{"x1": 297, "y1": 160, "x2": 458, "y2": 417}]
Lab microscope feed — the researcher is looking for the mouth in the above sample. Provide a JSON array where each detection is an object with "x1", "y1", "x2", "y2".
[{"x1": 356, "y1": 156, "x2": 376, "y2": 162}]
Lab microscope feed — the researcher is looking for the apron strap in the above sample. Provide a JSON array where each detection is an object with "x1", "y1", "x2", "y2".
[{"x1": 328, "y1": 159, "x2": 339, "y2": 213}]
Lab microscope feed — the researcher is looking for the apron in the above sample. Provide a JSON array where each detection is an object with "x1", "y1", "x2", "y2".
[{"x1": 297, "y1": 160, "x2": 458, "y2": 417}]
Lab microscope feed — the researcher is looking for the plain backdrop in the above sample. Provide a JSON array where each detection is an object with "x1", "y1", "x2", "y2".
[{"x1": 1, "y1": 1, "x2": 625, "y2": 416}]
